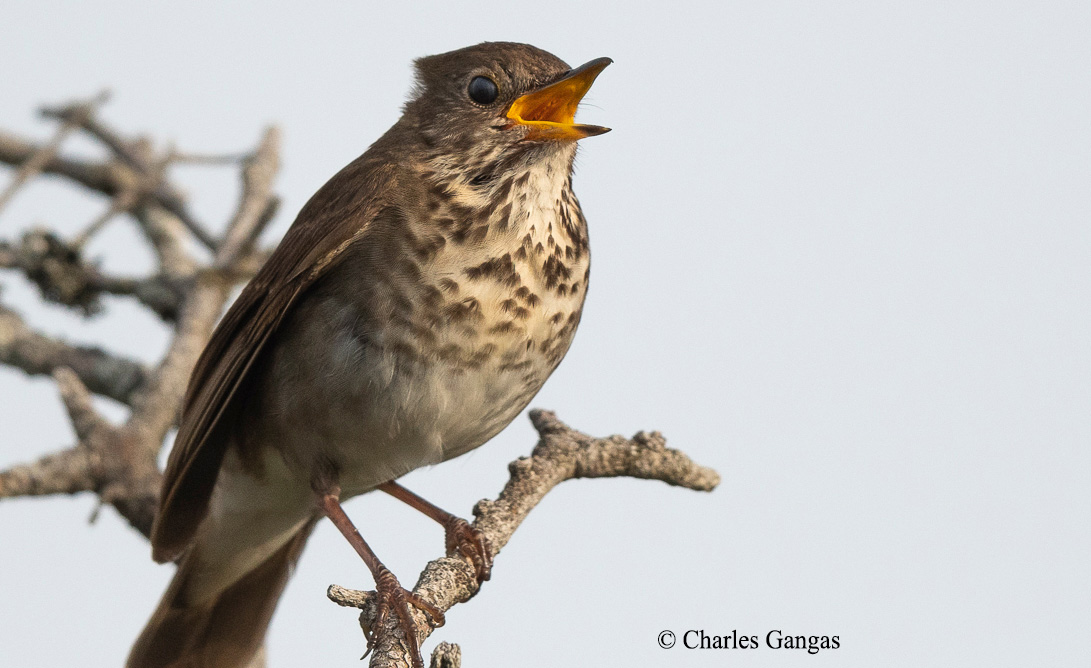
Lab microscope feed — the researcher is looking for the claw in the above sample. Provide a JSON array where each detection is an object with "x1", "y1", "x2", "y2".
[
  {"x1": 444, "y1": 517, "x2": 493, "y2": 582},
  {"x1": 368, "y1": 567, "x2": 444, "y2": 668}
]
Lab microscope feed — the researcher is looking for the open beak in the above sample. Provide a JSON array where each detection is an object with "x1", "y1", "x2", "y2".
[{"x1": 505, "y1": 57, "x2": 612, "y2": 142}]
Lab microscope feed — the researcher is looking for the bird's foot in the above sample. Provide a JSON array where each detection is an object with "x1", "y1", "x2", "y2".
[
  {"x1": 444, "y1": 516, "x2": 493, "y2": 583},
  {"x1": 364, "y1": 566, "x2": 445, "y2": 668}
]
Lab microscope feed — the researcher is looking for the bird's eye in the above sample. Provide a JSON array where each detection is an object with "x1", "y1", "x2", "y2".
[{"x1": 468, "y1": 76, "x2": 499, "y2": 105}]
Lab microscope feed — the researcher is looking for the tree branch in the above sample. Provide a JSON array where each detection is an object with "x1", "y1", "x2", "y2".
[
  {"x1": 0, "y1": 103, "x2": 283, "y2": 537},
  {"x1": 215, "y1": 126, "x2": 281, "y2": 267},
  {"x1": 0, "y1": 91, "x2": 111, "y2": 214},
  {"x1": 328, "y1": 410, "x2": 720, "y2": 668},
  {"x1": 0, "y1": 445, "x2": 94, "y2": 498},
  {"x1": 0, "y1": 301, "x2": 149, "y2": 405},
  {"x1": 0, "y1": 229, "x2": 187, "y2": 319}
]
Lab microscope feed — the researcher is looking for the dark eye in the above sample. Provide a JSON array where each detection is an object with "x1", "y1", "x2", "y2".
[{"x1": 468, "y1": 76, "x2": 499, "y2": 104}]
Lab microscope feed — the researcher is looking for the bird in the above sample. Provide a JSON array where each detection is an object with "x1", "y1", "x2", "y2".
[{"x1": 126, "y1": 42, "x2": 611, "y2": 668}]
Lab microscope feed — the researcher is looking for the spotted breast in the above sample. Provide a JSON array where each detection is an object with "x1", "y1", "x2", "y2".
[{"x1": 249, "y1": 142, "x2": 590, "y2": 496}]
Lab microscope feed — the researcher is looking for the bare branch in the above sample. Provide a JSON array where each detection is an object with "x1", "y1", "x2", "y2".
[
  {"x1": 0, "y1": 130, "x2": 217, "y2": 252},
  {"x1": 125, "y1": 271, "x2": 230, "y2": 455},
  {"x1": 1, "y1": 229, "x2": 109, "y2": 315},
  {"x1": 428, "y1": 643, "x2": 461, "y2": 668},
  {"x1": 0, "y1": 447, "x2": 94, "y2": 498},
  {"x1": 167, "y1": 150, "x2": 249, "y2": 165},
  {"x1": 149, "y1": 185, "x2": 218, "y2": 251},
  {"x1": 215, "y1": 126, "x2": 281, "y2": 267},
  {"x1": 53, "y1": 366, "x2": 108, "y2": 440},
  {"x1": 0, "y1": 129, "x2": 127, "y2": 198},
  {"x1": 1, "y1": 229, "x2": 189, "y2": 320},
  {"x1": 328, "y1": 410, "x2": 720, "y2": 668},
  {"x1": 70, "y1": 187, "x2": 141, "y2": 249},
  {"x1": 0, "y1": 302, "x2": 149, "y2": 405},
  {"x1": 34, "y1": 102, "x2": 224, "y2": 253},
  {"x1": 0, "y1": 91, "x2": 111, "y2": 214},
  {"x1": 132, "y1": 204, "x2": 199, "y2": 279},
  {"x1": 40, "y1": 100, "x2": 148, "y2": 172}
]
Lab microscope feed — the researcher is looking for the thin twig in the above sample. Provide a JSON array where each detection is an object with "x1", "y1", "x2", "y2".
[
  {"x1": 215, "y1": 126, "x2": 281, "y2": 267},
  {"x1": 70, "y1": 187, "x2": 140, "y2": 248},
  {"x1": 53, "y1": 367, "x2": 109, "y2": 441},
  {"x1": 168, "y1": 151, "x2": 249, "y2": 165},
  {"x1": 0, "y1": 129, "x2": 218, "y2": 252},
  {"x1": 41, "y1": 99, "x2": 148, "y2": 171},
  {"x1": 0, "y1": 90, "x2": 111, "y2": 215}
]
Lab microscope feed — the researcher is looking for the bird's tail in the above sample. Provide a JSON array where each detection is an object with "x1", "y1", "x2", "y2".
[{"x1": 126, "y1": 517, "x2": 317, "y2": 668}]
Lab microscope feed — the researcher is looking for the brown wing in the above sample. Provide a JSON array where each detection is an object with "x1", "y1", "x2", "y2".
[{"x1": 150, "y1": 153, "x2": 399, "y2": 563}]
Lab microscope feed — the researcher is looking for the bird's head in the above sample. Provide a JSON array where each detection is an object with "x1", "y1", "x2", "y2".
[{"x1": 402, "y1": 42, "x2": 610, "y2": 171}]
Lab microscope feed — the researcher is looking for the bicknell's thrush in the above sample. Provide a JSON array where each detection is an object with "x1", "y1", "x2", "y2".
[{"x1": 127, "y1": 41, "x2": 610, "y2": 668}]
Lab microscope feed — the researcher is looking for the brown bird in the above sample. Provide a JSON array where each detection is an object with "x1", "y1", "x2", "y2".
[{"x1": 127, "y1": 42, "x2": 610, "y2": 668}]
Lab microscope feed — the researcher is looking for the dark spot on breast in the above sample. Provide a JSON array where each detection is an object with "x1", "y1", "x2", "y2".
[
  {"x1": 391, "y1": 290, "x2": 414, "y2": 315},
  {"x1": 445, "y1": 297, "x2": 482, "y2": 322},
  {"x1": 465, "y1": 343, "x2": 498, "y2": 368},
  {"x1": 495, "y1": 202, "x2": 513, "y2": 231},
  {"x1": 420, "y1": 285, "x2": 444, "y2": 308},
  {"x1": 414, "y1": 234, "x2": 447, "y2": 261},
  {"x1": 542, "y1": 255, "x2": 572, "y2": 289},
  {"x1": 470, "y1": 171, "x2": 495, "y2": 187},
  {"x1": 490, "y1": 321, "x2": 518, "y2": 334},
  {"x1": 468, "y1": 225, "x2": 490, "y2": 243},
  {"x1": 494, "y1": 177, "x2": 514, "y2": 203},
  {"x1": 498, "y1": 359, "x2": 533, "y2": 372},
  {"x1": 387, "y1": 338, "x2": 421, "y2": 364},
  {"x1": 393, "y1": 314, "x2": 437, "y2": 345},
  {"x1": 399, "y1": 258, "x2": 422, "y2": 281},
  {"x1": 436, "y1": 343, "x2": 462, "y2": 362},
  {"x1": 464, "y1": 254, "x2": 521, "y2": 287},
  {"x1": 512, "y1": 287, "x2": 541, "y2": 308}
]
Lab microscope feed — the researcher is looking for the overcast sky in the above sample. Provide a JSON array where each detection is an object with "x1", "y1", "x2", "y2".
[{"x1": 2, "y1": 2, "x2": 1089, "y2": 666}]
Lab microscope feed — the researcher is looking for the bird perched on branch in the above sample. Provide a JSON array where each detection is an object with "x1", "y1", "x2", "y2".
[{"x1": 127, "y1": 41, "x2": 610, "y2": 668}]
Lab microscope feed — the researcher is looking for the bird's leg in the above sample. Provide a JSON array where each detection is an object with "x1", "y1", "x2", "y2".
[
  {"x1": 379, "y1": 481, "x2": 493, "y2": 582},
  {"x1": 316, "y1": 489, "x2": 443, "y2": 668}
]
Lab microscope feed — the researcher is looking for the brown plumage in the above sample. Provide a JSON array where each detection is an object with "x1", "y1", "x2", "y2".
[{"x1": 128, "y1": 42, "x2": 609, "y2": 668}]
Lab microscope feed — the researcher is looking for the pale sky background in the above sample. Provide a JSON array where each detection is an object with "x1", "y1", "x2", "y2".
[{"x1": 2, "y1": 2, "x2": 1089, "y2": 666}]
